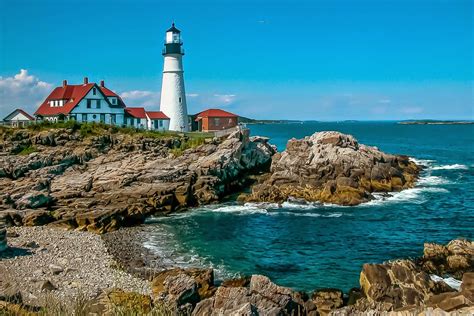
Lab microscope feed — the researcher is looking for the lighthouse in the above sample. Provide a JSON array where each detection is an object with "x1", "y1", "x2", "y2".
[{"x1": 159, "y1": 23, "x2": 189, "y2": 132}]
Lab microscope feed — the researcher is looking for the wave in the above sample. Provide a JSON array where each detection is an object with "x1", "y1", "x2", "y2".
[
  {"x1": 417, "y1": 175, "x2": 451, "y2": 186},
  {"x1": 431, "y1": 164, "x2": 468, "y2": 170},
  {"x1": 410, "y1": 158, "x2": 435, "y2": 166},
  {"x1": 363, "y1": 187, "x2": 449, "y2": 207}
]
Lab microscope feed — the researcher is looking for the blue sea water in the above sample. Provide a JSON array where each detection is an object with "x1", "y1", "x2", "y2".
[{"x1": 145, "y1": 121, "x2": 474, "y2": 292}]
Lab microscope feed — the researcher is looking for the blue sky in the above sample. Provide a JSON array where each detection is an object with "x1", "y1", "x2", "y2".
[{"x1": 0, "y1": 0, "x2": 472, "y2": 120}]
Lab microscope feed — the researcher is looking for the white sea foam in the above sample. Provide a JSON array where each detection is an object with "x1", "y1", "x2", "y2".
[
  {"x1": 363, "y1": 187, "x2": 449, "y2": 207},
  {"x1": 410, "y1": 158, "x2": 435, "y2": 166},
  {"x1": 417, "y1": 175, "x2": 451, "y2": 186},
  {"x1": 431, "y1": 164, "x2": 469, "y2": 170},
  {"x1": 211, "y1": 204, "x2": 269, "y2": 215},
  {"x1": 430, "y1": 275, "x2": 462, "y2": 291}
]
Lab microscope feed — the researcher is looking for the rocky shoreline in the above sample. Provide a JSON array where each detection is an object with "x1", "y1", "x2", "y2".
[{"x1": 2, "y1": 225, "x2": 472, "y2": 315}]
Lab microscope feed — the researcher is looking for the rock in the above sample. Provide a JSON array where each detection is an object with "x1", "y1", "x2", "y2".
[
  {"x1": 221, "y1": 276, "x2": 251, "y2": 288},
  {"x1": 420, "y1": 239, "x2": 473, "y2": 278},
  {"x1": 245, "y1": 131, "x2": 420, "y2": 206},
  {"x1": 155, "y1": 273, "x2": 200, "y2": 307},
  {"x1": 23, "y1": 240, "x2": 39, "y2": 248},
  {"x1": 22, "y1": 210, "x2": 54, "y2": 226},
  {"x1": 426, "y1": 292, "x2": 472, "y2": 312},
  {"x1": 461, "y1": 272, "x2": 474, "y2": 300},
  {"x1": 152, "y1": 268, "x2": 215, "y2": 300},
  {"x1": 48, "y1": 264, "x2": 64, "y2": 275},
  {"x1": 359, "y1": 260, "x2": 451, "y2": 310},
  {"x1": 0, "y1": 127, "x2": 275, "y2": 233},
  {"x1": 40, "y1": 280, "x2": 57, "y2": 292},
  {"x1": 311, "y1": 288, "x2": 343, "y2": 316}
]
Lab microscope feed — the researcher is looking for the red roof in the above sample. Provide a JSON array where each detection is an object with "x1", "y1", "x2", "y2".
[
  {"x1": 146, "y1": 111, "x2": 169, "y2": 119},
  {"x1": 195, "y1": 109, "x2": 238, "y2": 119},
  {"x1": 3, "y1": 108, "x2": 35, "y2": 121},
  {"x1": 125, "y1": 107, "x2": 147, "y2": 119},
  {"x1": 35, "y1": 83, "x2": 125, "y2": 116}
]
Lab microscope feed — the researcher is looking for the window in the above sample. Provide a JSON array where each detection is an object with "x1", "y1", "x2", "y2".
[
  {"x1": 111, "y1": 114, "x2": 116, "y2": 124},
  {"x1": 93, "y1": 88, "x2": 97, "y2": 95},
  {"x1": 96, "y1": 100, "x2": 101, "y2": 109},
  {"x1": 87, "y1": 100, "x2": 92, "y2": 108},
  {"x1": 159, "y1": 120, "x2": 163, "y2": 127},
  {"x1": 92, "y1": 114, "x2": 97, "y2": 119},
  {"x1": 154, "y1": 120, "x2": 159, "y2": 129},
  {"x1": 82, "y1": 114, "x2": 87, "y2": 121},
  {"x1": 214, "y1": 117, "x2": 221, "y2": 125},
  {"x1": 179, "y1": 97, "x2": 182, "y2": 103},
  {"x1": 111, "y1": 98, "x2": 116, "y2": 105},
  {"x1": 100, "y1": 114, "x2": 105, "y2": 122},
  {"x1": 130, "y1": 118, "x2": 134, "y2": 126}
]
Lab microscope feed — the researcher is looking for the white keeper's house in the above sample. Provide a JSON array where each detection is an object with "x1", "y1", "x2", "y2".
[{"x1": 35, "y1": 77, "x2": 169, "y2": 131}]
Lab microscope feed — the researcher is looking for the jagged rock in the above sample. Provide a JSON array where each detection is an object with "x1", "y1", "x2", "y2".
[
  {"x1": 0, "y1": 127, "x2": 274, "y2": 233},
  {"x1": 420, "y1": 239, "x2": 474, "y2": 278},
  {"x1": 245, "y1": 131, "x2": 420, "y2": 206},
  {"x1": 359, "y1": 260, "x2": 454, "y2": 310},
  {"x1": 152, "y1": 268, "x2": 215, "y2": 300},
  {"x1": 311, "y1": 288, "x2": 343, "y2": 316},
  {"x1": 48, "y1": 264, "x2": 63, "y2": 275},
  {"x1": 155, "y1": 273, "x2": 200, "y2": 307}
]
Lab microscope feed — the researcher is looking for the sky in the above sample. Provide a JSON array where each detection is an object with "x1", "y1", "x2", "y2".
[{"x1": 0, "y1": 0, "x2": 473, "y2": 120}]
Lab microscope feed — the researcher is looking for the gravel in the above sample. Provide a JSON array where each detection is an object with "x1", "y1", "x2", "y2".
[{"x1": 0, "y1": 226, "x2": 151, "y2": 305}]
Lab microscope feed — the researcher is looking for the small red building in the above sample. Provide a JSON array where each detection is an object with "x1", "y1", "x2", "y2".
[{"x1": 194, "y1": 109, "x2": 238, "y2": 132}]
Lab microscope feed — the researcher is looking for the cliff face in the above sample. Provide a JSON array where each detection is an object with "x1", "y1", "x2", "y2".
[
  {"x1": 0, "y1": 127, "x2": 275, "y2": 233},
  {"x1": 244, "y1": 131, "x2": 420, "y2": 205}
]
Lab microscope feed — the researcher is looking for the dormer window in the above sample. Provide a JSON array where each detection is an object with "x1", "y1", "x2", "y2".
[
  {"x1": 93, "y1": 88, "x2": 97, "y2": 95},
  {"x1": 111, "y1": 98, "x2": 116, "y2": 105}
]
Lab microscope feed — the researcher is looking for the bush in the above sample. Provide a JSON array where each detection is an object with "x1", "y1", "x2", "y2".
[{"x1": 17, "y1": 145, "x2": 37, "y2": 155}]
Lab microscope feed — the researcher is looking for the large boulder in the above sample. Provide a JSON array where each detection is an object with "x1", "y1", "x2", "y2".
[
  {"x1": 359, "y1": 260, "x2": 454, "y2": 310},
  {"x1": 420, "y1": 239, "x2": 474, "y2": 278},
  {"x1": 245, "y1": 131, "x2": 420, "y2": 206}
]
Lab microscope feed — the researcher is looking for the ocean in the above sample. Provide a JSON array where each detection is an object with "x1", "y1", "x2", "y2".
[{"x1": 144, "y1": 121, "x2": 474, "y2": 292}]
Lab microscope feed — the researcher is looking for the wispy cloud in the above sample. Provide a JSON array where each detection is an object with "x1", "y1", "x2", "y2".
[
  {"x1": 120, "y1": 90, "x2": 160, "y2": 107},
  {"x1": 0, "y1": 69, "x2": 52, "y2": 117},
  {"x1": 400, "y1": 106, "x2": 423, "y2": 114},
  {"x1": 378, "y1": 99, "x2": 391, "y2": 104},
  {"x1": 213, "y1": 94, "x2": 236, "y2": 104}
]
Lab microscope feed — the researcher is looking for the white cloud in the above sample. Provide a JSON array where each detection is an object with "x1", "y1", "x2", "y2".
[
  {"x1": 0, "y1": 69, "x2": 52, "y2": 118},
  {"x1": 378, "y1": 99, "x2": 391, "y2": 104},
  {"x1": 120, "y1": 90, "x2": 160, "y2": 107},
  {"x1": 400, "y1": 106, "x2": 423, "y2": 114},
  {"x1": 213, "y1": 94, "x2": 237, "y2": 104}
]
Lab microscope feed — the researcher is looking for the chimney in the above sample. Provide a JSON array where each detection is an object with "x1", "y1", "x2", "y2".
[
  {"x1": 83, "y1": 77, "x2": 89, "y2": 84},
  {"x1": 62, "y1": 80, "x2": 67, "y2": 87},
  {"x1": 100, "y1": 80, "x2": 105, "y2": 87}
]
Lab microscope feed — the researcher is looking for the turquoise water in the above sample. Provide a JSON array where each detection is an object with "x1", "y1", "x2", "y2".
[{"x1": 145, "y1": 122, "x2": 474, "y2": 292}]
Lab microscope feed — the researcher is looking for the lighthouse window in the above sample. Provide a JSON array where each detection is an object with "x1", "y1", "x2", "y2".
[{"x1": 179, "y1": 97, "x2": 182, "y2": 103}]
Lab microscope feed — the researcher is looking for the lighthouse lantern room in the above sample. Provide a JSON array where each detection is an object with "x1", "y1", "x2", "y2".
[{"x1": 160, "y1": 23, "x2": 188, "y2": 131}]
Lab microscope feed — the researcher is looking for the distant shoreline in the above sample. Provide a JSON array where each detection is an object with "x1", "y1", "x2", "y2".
[{"x1": 398, "y1": 121, "x2": 474, "y2": 125}]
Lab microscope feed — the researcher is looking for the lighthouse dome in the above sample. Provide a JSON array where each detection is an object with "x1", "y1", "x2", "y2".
[{"x1": 167, "y1": 23, "x2": 181, "y2": 33}]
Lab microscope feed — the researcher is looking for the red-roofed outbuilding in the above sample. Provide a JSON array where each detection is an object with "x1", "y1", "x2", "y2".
[{"x1": 194, "y1": 108, "x2": 238, "y2": 132}]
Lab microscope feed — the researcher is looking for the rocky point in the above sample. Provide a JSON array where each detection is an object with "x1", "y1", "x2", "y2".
[{"x1": 244, "y1": 131, "x2": 421, "y2": 205}]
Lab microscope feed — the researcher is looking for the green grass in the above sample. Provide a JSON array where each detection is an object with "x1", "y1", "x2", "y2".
[{"x1": 17, "y1": 145, "x2": 37, "y2": 155}]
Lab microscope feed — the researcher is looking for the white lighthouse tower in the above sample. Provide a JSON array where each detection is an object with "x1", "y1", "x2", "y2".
[{"x1": 159, "y1": 23, "x2": 189, "y2": 132}]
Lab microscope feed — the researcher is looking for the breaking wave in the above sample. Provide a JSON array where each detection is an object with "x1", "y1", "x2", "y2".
[{"x1": 431, "y1": 164, "x2": 468, "y2": 170}]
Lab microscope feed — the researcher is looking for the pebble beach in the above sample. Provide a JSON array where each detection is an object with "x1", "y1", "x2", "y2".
[{"x1": 0, "y1": 226, "x2": 151, "y2": 306}]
